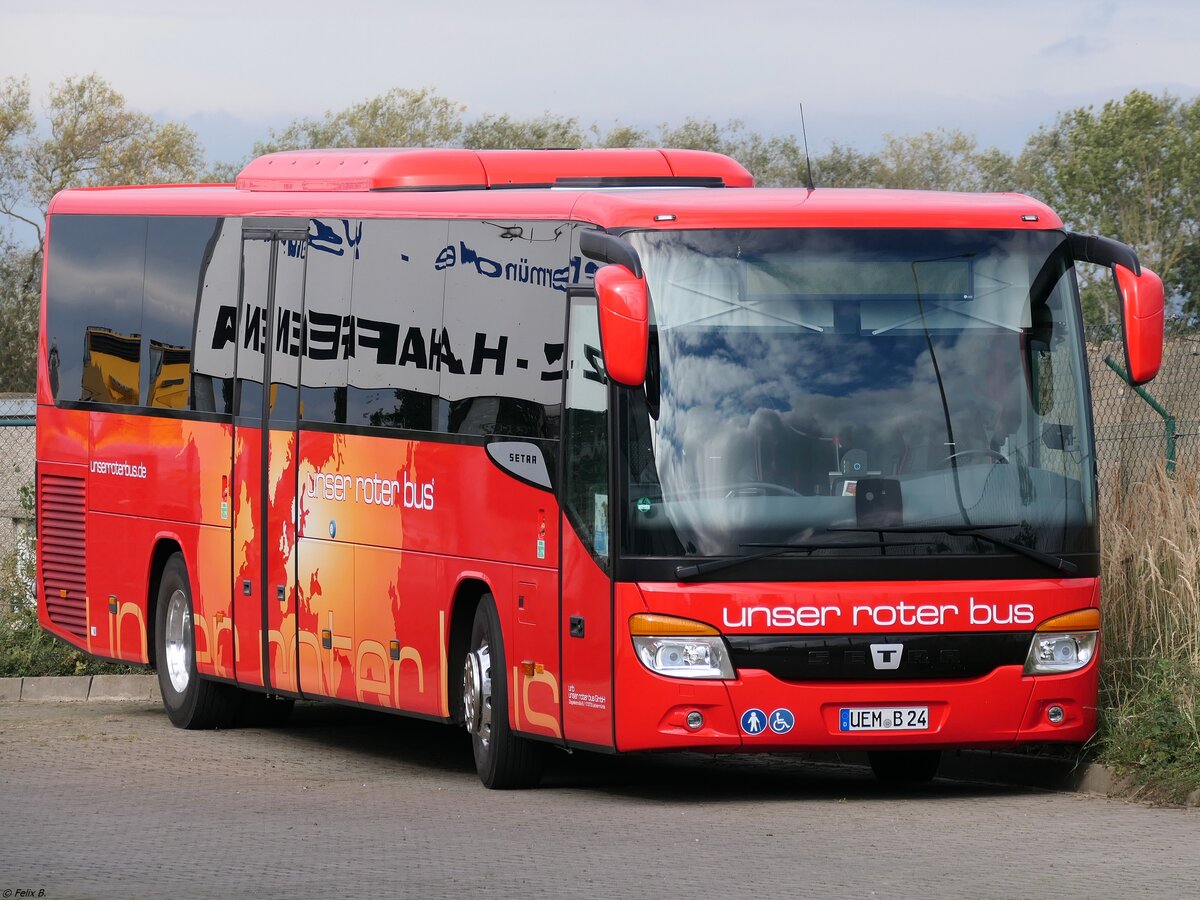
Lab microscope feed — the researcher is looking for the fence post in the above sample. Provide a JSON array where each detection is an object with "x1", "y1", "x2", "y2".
[{"x1": 1103, "y1": 356, "x2": 1177, "y2": 476}]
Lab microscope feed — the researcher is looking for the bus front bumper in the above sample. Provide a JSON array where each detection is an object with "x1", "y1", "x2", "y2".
[{"x1": 613, "y1": 660, "x2": 1099, "y2": 753}]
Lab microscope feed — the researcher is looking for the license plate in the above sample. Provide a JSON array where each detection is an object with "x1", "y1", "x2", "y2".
[{"x1": 839, "y1": 706, "x2": 929, "y2": 732}]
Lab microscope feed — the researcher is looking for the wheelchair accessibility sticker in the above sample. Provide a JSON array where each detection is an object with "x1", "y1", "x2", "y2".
[{"x1": 768, "y1": 708, "x2": 795, "y2": 734}]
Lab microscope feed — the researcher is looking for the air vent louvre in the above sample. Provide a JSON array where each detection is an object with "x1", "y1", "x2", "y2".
[{"x1": 39, "y1": 473, "x2": 87, "y2": 638}]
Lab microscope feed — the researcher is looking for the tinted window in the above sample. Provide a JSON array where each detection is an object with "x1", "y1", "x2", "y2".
[
  {"x1": 344, "y1": 218, "x2": 448, "y2": 432},
  {"x1": 190, "y1": 218, "x2": 240, "y2": 414},
  {"x1": 45, "y1": 215, "x2": 147, "y2": 405},
  {"x1": 439, "y1": 219, "x2": 572, "y2": 438},
  {"x1": 299, "y1": 218, "x2": 356, "y2": 425},
  {"x1": 267, "y1": 235, "x2": 307, "y2": 427},
  {"x1": 142, "y1": 217, "x2": 224, "y2": 410},
  {"x1": 235, "y1": 237, "x2": 272, "y2": 419}
]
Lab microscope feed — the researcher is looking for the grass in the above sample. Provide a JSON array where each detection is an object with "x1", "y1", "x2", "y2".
[
  {"x1": 1097, "y1": 466, "x2": 1200, "y2": 804},
  {"x1": 0, "y1": 598, "x2": 139, "y2": 677}
]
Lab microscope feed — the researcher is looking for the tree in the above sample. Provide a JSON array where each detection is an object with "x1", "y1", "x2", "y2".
[
  {"x1": 812, "y1": 129, "x2": 1016, "y2": 192},
  {"x1": 1018, "y1": 90, "x2": 1200, "y2": 321},
  {"x1": 813, "y1": 141, "x2": 880, "y2": 187},
  {"x1": 462, "y1": 112, "x2": 587, "y2": 149},
  {"x1": 0, "y1": 75, "x2": 203, "y2": 247},
  {"x1": 251, "y1": 87, "x2": 465, "y2": 156},
  {"x1": 873, "y1": 128, "x2": 1016, "y2": 192},
  {"x1": 593, "y1": 122, "x2": 652, "y2": 149},
  {"x1": 0, "y1": 75, "x2": 202, "y2": 392},
  {"x1": 0, "y1": 236, "x2": 40, "y2": 392}
]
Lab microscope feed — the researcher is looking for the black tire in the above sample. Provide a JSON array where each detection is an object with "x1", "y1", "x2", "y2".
[
  {"x1": 868, "y1": 749, "x2": 942, "y2": 784},
  {"x1": 462, "y1": 596, "x2": 546, "y2": 789},
  {"x1": 237, "y1": 691, "x2": 295, "y2": 728},
  {"x1": 154, "y1": 553, "x2": 241, "y2": 729}
]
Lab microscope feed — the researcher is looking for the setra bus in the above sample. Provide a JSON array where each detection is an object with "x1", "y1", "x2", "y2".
[{"x1": 35, "y1": 147, "x2": 1164, "y2": 787}]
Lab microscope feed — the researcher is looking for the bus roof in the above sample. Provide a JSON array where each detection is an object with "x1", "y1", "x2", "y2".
[{"x1": 46, "y1": 147, "x2": 1063, "y2": 231}]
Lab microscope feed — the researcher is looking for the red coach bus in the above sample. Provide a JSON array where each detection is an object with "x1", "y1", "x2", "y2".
[{"x1": 36, "y1": 148, "x2": 1164, "y2": 787}]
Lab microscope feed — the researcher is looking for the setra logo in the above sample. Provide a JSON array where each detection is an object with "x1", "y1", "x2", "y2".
[{"x1": 870, "y1": 643, "x2": 904, "y2": 670}]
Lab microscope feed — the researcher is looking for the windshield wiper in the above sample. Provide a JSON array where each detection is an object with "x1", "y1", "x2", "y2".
[
  {"x1": 673, "y1": 538, "x2": 944, "y2": 581},
  {"x1": 828, "y1": 524, "x2": 1079, "y2": 575}
]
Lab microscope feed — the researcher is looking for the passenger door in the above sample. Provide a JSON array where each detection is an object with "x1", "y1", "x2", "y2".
[
  {"x1": 559, "y1": 292, "x2": 616, "y2": 747},
  {"x1": 231, "y1": 221, "x2": 308, "y2": 693}
]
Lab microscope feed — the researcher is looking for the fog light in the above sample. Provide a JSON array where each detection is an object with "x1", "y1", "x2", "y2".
[
  {"x1": 686, "y1": 710, "x2": 704, "y2": 731},
  {"x1": 1047, "y1": 705, "x2": 1065, "y2": 725}
]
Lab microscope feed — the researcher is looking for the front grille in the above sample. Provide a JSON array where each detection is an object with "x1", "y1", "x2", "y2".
[
  {"x1": 39, "y1": 473, "x2": 87, "y2": 638},
  {"x1": 725, "y1": 632, "x2": 1031, "y2": 681}
]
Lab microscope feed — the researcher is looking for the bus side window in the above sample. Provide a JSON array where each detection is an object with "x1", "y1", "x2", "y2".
[
  {"x1": 344, "y1": 219, "x2": 448, "y2": 433},
  {"x1": 46, "y1": 215, "x2": 148, "y2": 406},
  {"x1": 440, "y1": 219, "x2": 569, "y2": 440},
  {"x1": 190, "y1": 218, "x2": 240, "y2": 415},
  {"x1": 297, "y1": 219, "x2": 353, "y2": 425},
  {"x1": 143, "y1": 216, "x2": 227, "y2": 412}
]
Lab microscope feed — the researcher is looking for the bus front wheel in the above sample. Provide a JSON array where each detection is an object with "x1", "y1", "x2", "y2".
[
  {"x1": 154, "y1": 553, "x2": 239, "y2": 729},
  {"x1": 462, "y1": 595, "x2": 545, "y2": 789}
]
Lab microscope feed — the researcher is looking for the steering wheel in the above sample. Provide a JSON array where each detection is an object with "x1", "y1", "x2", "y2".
[{"x1": 941, "y1": 448, "x2": 1009, "y2": 466}]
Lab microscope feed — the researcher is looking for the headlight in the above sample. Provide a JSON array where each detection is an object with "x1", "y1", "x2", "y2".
[
  {"x1": 1024, "y1": 608, "x2": 1099, "y2": 675},
  {"x1": 629, "y1": 613, "x2": 735, "y2": 680}
]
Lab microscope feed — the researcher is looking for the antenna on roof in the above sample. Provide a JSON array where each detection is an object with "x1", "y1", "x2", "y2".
[{"x1": 799, "y1": 103, "x2": 816, "y2": 191}]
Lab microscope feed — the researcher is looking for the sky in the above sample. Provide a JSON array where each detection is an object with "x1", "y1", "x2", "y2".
[{"x1": 3, "y1": 0, "x2": 1199, "y2": 166}]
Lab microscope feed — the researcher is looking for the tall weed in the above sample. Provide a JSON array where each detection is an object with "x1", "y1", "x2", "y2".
[{"x1": 1100, "y1": 466, "x2": 1200, "y2": 802}]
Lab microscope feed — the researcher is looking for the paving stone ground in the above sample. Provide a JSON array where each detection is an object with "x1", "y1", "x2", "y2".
[{"x1": 1, "y1": 700, "x2": 1197, "y2": 899}]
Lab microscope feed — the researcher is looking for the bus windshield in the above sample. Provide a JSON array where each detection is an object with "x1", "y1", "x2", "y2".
[{"x1": 619, "y1": 228, "x2": 1095, "y2": 567}]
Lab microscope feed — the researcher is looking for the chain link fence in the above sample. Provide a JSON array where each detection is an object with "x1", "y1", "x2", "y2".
[
  {"x1": 1088, "y1": 319, "x2": 1200, "y2": 496},
  {"x1": 1, "y1": 395, "x2": 37, "y2": 611}
]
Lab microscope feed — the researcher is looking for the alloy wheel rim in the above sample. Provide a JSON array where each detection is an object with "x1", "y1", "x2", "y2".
[
  {"x1": 462, "y1": 641, "x2": 493, "y2": 750},
  {"x1": 164, "y1": 588, "x2": 191, "y2": 694}
]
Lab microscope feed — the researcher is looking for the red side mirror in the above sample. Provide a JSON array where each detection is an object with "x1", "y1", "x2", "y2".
[
  {"x1": 1115, "y1": 264, "x2": 1164, "y2": 385},
  {"x1": 594, "y1": 264, "x2": 649, "y2": 388}
]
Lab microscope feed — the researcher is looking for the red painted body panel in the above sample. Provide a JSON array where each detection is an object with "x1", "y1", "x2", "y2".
[
  {"x1": 232, "y1": 426, "x2": 264, "y2": 687},
  {"x1": 636, "y1": 578, "x2": 1098, "y2": 635},
  {"x1": 46, "y1": 183, "x2": 1063, "y2": 234},
  {"x1": 614, "y1": 580, "x2": 1099, "y2": 752},
  {"x1": 558, "y1": 526, "x2": 615, "y2": 747}
]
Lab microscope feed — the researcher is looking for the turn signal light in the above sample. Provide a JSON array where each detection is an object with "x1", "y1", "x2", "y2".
[
  {"x1": 1036, "y1": 608, "x2": 1100, "y2": 632},
  {"x1": 629, "y1": 613, "x2": 719, "y2": 636}
]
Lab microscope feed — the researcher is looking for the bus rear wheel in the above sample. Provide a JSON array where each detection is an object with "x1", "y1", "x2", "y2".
[
  {"x1": 462, "y1": 596, "x2": 545, "y2": 789},
  {"x1": 154, "y1": 553, "x2": 239, "y2": 729},
  {"x1": 867, "y1": 749, "x2": 942, "y2": 784}
]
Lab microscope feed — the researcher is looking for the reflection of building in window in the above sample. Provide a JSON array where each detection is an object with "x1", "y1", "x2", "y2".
[
  {"x1": 82, "y1": 326, "x2": 141, "y2": 405},
  {"x1": 148, "y1": 339, "x2": 192, "y2": 409}
]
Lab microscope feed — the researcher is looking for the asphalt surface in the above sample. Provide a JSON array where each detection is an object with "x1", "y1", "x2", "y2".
[{"x1": 1, "y1": 699, "x2": 1197, "y2": 899}]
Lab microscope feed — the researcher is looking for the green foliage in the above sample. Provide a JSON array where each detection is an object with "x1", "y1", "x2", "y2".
[
  {"x1": 593, "y1": 122, "x2": 652, "y2": 149},
  {"x1": 0, "y1": 598, "x2": 138, "y2": 677},
  {"x1": 0, "y1": 237, "x2": 39, "y2": 392},
  {"x1": 1099, "y1": 659, "x2": 1200, "y2": 805},
  {"x1": 252, "y1": 87, "x2": 465, "y2": 155},
  {"x1": 463, "y1": 112, "x2": 587, "y2": 149},
  {"x1": 0, "y1": 74, "x2": 203, "y2": 246},
  {"x1": 874, "y1": 129, "x2": 1016, "y2": 192},
  {"x1": 1019, "y1": 90, "x2": 1200, "y2": 321},
  {"x1": 813, "y1": 129, "x2": 1016, "y2": 192}
]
